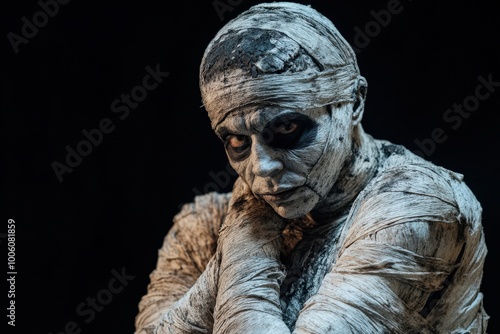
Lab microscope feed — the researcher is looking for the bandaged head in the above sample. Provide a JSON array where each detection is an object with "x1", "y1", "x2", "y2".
[{"x1": 199, "y1": 2, "x2": 368, "y2": 218}]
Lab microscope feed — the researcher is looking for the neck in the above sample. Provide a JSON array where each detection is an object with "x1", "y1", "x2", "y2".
[{"x1": 310, "y1": 125, "x2": 381, "y2": 223}]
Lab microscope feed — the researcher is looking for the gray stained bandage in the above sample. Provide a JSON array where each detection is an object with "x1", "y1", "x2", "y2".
[
  {"x1": 199, "y1": 2, "x2": 366, "y2": 129},
  {"x1": 203, "y1": 66, "x2": 360, "y2": 129}
]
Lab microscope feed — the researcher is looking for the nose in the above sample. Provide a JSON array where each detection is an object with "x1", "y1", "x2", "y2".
[{"x1": 250, "y1": 140, "x2": 283, "y2": 177}]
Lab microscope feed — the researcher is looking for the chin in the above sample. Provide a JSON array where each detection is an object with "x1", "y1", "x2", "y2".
[{"x1": 269, "y1": 188, "x2": 319, "y2": 219}]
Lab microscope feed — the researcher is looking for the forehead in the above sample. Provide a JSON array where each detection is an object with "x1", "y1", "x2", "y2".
[{"x1": 215, "y1": 105, "x2": 328, "y2": 135}]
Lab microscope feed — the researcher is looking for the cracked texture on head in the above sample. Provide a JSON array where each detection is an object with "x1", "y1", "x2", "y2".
[{"x1": 199, "y1": 2, "x2": 365, "y2": 130}]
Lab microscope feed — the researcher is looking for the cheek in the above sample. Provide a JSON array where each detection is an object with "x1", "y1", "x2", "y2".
[
  {"x1": 227, "y1": 158, "x2": 254, "y2": 186},
  {"x1": 284, "y1": 138, "x2": 327, "y2": 173},
  {"x1": 287, "y1": 121, "x2": 331, "y2": 164}
]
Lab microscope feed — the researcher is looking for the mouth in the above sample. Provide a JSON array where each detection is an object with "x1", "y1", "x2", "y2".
[{"x1": 259, "y1": 187, "x2": 298, "y2": 203}]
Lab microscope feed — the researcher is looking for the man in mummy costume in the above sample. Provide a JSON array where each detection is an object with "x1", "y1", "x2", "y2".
[{"x1": 135, "y1": 2, "x2": 488, "y2": 333}]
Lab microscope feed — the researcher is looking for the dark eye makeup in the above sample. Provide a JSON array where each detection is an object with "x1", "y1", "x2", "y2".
[
  {"x1": 222, "y1": 112, "x2": 317, "y2": 161},
  {"x1": 263, "y1": 113, "x2": 315, "y2": 149},
  {"x1": 223, "y1": 132, "x2": 251, "y2": 161}
]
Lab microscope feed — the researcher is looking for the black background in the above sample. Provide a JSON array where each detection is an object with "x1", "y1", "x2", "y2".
[{"x1": 2, "y1": 0, "x2": 499, "y2": 333}]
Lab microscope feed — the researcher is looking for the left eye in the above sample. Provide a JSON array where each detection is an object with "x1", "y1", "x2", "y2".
[
  {"x1": 263, "y1": 118, "x2": 307, "y2": 149},
  {"x1": 274, "y1": 122, "x2": 299, "y2": 135}
]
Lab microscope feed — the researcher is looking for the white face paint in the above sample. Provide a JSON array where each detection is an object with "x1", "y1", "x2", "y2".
[{"x1": 216, "y1": 104, "x2": 354, "y2": 219}]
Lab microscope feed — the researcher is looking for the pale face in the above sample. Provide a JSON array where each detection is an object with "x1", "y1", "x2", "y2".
[{"x1": 215, "y1": 105, "x2": 348, "y2": 218}]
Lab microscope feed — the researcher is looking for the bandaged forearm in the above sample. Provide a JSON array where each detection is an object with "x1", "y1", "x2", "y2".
[
  {"x1": 293, "y1": 273, "x2": 435, "y2": 334},
  {"x1": 143, "y1": 255, "x2": 218, "y2": 334},
  {"x1": 213, "y1": 206, "x2": 290, "y2": 334},
  {"x1": 293, "y1": 238, "x2": 457, "y2": 333}
]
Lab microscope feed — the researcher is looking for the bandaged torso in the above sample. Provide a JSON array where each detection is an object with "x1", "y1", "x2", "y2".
[{"x1": 135, "y1": 139, "x2": 488, "y2": 334}]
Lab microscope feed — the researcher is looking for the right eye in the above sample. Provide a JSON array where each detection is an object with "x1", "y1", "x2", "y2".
[
  {"x1": 227, "y1": 135, "x2": 248, "y2": 150},
  {"x1": 225, "y1": 134, "x2": 251, "y2": 161}
]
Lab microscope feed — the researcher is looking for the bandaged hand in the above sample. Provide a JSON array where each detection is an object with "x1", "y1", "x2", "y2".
[{"x1": 213, "y1": 176, "x2": 290, "y2": 334}]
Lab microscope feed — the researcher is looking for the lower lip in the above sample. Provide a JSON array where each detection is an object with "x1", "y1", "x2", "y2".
[{"x1": 261, "y1": 188, "x2": 298, "y2": 203}]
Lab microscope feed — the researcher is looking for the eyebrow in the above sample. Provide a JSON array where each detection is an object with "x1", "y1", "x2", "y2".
[
  {"x1": 216, "y1": 110, "x2": 310, "y2": 138},
  {"x1": 267, "y1": 112, "x2": 311, "y2": 126},
  {"x1": 216, "y1": 126, "x2": 230, "y2": 139}
]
